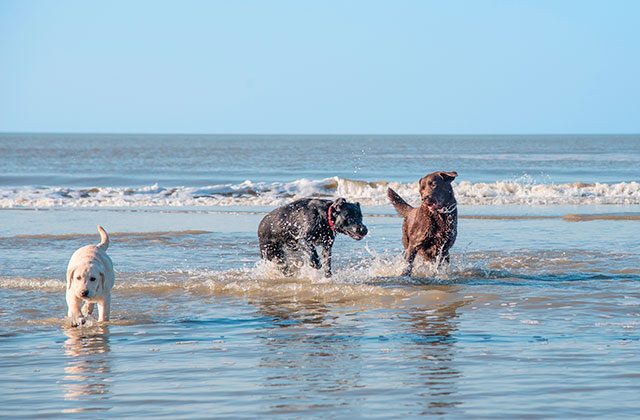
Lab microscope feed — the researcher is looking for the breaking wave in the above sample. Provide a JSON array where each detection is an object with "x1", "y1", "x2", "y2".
[{"x1": 1, "y1": 177, "x2": 639, "y2": 208}]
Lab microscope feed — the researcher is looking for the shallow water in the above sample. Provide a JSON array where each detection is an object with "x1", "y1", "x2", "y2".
[
  {"x1": 2, "y1": 206, "x2": 640, "y2": 417},
  {"x1": 1, "y1": 134, "x2": 639, "y2": 417}
]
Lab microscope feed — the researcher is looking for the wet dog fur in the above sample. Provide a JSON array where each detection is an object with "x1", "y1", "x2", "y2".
[
  {"x1": 387, "y1": 171, "x2": 458, "y2": 276},
  {"x1": 66, "y1": 226, "x2": 115, "y2": 326},
  {"x1": 258, "y1": 198, "x2": 368, "y2": 277}
]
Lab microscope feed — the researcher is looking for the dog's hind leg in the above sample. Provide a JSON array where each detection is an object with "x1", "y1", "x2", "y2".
[{"x1": 261, "y1": 242, "x2": 291, "y2": 275}]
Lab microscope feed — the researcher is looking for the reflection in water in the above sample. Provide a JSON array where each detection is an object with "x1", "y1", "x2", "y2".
[
  {"x1": 257, "y1": 299, "x2": 364, "y2": 413},
  {"x1": 255, "y1": 288, "x2": 465, "y2": 416},
  {"x1": 256, "y1": 298, "x2": 330, "y2": 327},
  {"x1": 61, "y1": 325, "x2": 112, "y2": 413},
  {"x1": 406, "y1": 297, "x2": 464, "y2": 416}
]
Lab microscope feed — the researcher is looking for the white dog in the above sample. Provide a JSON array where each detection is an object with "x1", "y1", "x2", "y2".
[{"x1": 66, "y1": 225, "x2": 115, "y2": 326}]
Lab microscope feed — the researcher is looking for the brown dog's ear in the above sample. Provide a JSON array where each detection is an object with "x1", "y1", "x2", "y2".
[
  {"x1": 418, "y1": 175, "x2": 433, "y2": 189},
  {"x1": 438, "y1": 171, "x2": 458, "y2": 182},
  {"x1": 418, "y1": 177, "x2": 426, "y2": 193}
]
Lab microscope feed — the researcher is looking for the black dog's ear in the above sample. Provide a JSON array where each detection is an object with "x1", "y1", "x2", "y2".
[
  {"x1": 333, "y1": 197, "x2": 347, "y2": 209},
  {"x1": 438, "y1": 171, "x2": 458, "y2": 182},
  {"x1": 356, "y1": 202, "x2": 361, "y2": 209}
]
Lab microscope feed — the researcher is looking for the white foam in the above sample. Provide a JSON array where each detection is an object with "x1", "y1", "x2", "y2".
[{"x1": 1, "y1": 177, "x2": 639, "y2": 208}]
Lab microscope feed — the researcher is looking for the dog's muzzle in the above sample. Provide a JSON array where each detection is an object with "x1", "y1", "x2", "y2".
[
  {"x1": 346, "y1": 225, "x2": 368, "y2": 240},
  {"x1": 423, "y1": 196, "x2": 451, "y2": 211}
]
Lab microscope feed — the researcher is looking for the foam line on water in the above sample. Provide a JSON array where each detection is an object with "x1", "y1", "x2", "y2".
[
  {"x1": 1, "y1": 177, "x2": 639, "y2": 208},
  {"x1": 3, "y1": 230, "x2": 212, "y2": 241}
]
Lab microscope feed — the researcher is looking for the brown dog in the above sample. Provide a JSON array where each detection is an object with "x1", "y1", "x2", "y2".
[{"x1": 387, "y1": 171, "x2": 458, "y2": 276}]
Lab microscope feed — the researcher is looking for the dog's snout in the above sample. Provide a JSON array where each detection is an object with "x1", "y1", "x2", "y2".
[
  {"x1": 81, "y1": 290, "x2": 89, "y2": 297},
  {"x1": 358, "y1": 225, "x2": 368, "y2": 236}
]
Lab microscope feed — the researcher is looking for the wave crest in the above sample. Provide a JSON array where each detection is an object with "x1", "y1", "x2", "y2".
[{"x1": 1, "y1": 177, "x2": 639, "y2": 208}]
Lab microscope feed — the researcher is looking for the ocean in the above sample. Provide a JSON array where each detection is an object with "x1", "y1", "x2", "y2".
[{"x1": 1, "y1": 133, "x2": 639, "y2": 417}]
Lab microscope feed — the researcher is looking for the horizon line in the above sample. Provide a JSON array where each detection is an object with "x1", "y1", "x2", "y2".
[{"x1": 1, "y1": 131, "x2": 639, "y2": 137}]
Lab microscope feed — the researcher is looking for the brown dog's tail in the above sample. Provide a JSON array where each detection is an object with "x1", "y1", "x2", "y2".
[
  {"x1": 96, "y1": 225, "x2": 109, "y2": 251},
  {"x1": 387, "y1": 188, "x2": 413, "y2": 217}
]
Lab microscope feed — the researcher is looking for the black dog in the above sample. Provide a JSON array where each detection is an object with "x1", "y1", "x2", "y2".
[{"x1": 258, "y1": 197, "x2": 368, "y2": 277}]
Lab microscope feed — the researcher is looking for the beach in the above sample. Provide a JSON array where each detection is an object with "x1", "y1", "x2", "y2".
[{"x1": 1, "y1": 134, "x2": 640, "y2": 417}]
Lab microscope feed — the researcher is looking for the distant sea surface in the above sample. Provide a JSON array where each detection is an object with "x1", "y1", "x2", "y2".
[
  {"x1": 1, "y1": 133, "x2": 639, "y2": 207},
  {"x1": 1, "y1": 134, "x2": 639, "y2": 418}
]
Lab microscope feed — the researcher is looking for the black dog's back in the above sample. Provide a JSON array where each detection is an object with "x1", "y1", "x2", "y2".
[{"x1": 258, "y1": 198, "x2": 327, "y2": 245}]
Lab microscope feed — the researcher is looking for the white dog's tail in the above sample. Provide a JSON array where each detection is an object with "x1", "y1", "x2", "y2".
[{"x1": 97, "y1": 225, "x2": 109, "y2": 250}]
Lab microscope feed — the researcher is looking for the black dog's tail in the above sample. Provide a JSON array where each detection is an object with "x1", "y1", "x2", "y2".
[{"x1": 387, "y1": 188, "x2": 413, "y2": 217}]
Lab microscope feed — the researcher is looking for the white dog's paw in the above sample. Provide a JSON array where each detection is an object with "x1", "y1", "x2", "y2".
[{"x1": 69, "y1": 316, "x2": 87, "y2": 328}]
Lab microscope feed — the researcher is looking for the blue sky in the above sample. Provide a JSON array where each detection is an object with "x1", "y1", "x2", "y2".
[{"x1": 1, "y1": 0, "x2": 638, "y2": 134}]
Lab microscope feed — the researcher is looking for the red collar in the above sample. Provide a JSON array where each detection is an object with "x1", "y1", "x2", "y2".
[{"x1": 327, "y1": 204, "x2": 336, "y2": 232}]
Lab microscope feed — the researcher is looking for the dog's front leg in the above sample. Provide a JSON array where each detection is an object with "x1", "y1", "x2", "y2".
[
  {"x1": 301, "y1": 242, "x2": 321, "y2": 270},
  {"x1": 321, "y1": 245, "x2": 333, "y2": 277},
  {"x1": 66, "y1": 293, "x2": 84, "y2": 326},
  {"x1": 402, "y1": 247, "x2": 418, "y2": 277},
  {"x1": 82, "y1": 302, "x2": 95, "y2": 317},
  {"x1": 97, "y1": 295, "x2": 111, "y2": 322},
  {"x1": 436, "y1": 252, "x2": 451, "y2": 267}
]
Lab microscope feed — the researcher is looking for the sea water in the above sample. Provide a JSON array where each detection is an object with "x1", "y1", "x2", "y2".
[{"x1": 1, "y1": 134, "x2": 639, "y2": 417}]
